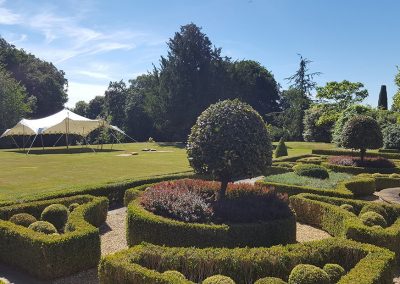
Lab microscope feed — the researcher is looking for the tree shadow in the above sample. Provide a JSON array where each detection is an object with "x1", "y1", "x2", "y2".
[
  {"x1": 156, "y1": 142, "x2": 186, "y2": 149},
  {"x1": 7, "y1": 147, "x2": 122, "y2": 155}
]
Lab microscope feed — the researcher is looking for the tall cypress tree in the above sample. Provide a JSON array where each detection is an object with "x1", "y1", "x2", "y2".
[{"x1": 378, "y1": 85, "x2": 388, "y2": 110}]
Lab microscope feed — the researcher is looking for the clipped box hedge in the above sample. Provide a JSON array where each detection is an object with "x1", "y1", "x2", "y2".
[
  {"x1": 0, "y1": 194, "x2": 108, "y2": 279},
  {"x1": 272, "y1": 153, "x2": 319, "y2": 162},
  {"x1": 126, "y1": 193, "x2": 296, "y2": 248},
  {"x1": 98, "y1": 238, "x2": 395, "y2": 284},
  {"x1": 290, "y1": 193, "x2": 400, "y2": 258},
  {"x1": 257, "y1": 176, "x2": 375, "y2": 198},
  {"x1": 357, "y1": 173, "x2": 400, "y2": 191},
  {"x1": 312, "y1": 148, "x2": 400, "y2": 160},
  {"x1": 322, "y1": 162, "x2": 400, "y2": 175}
]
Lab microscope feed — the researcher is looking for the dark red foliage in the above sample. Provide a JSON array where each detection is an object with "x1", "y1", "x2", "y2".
[
  {"x1": 327, "y1": 155, "x2": 395, "y2": 168},
  {"x1": 140, "y1": 179, "x2": 292, "y2": 224}
]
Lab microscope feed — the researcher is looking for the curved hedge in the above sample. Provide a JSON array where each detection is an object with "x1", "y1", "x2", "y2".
[
  {"x1": 0, "y1": 194, "x2": 108, "y2": 279},
  {"x1": 322, "y1": 162, "x2": 400, "y2": 175},
  {"x1": 290, "y1": 193, "x2": 400, "y2": 258},
  {"x1": 98, "y1": 238, "x2": 396, "y2": 284},
  {"x1": 312, "y1": 148, "x2": 400, "y2": 160},
  {"x1": 126, "y1": 196, "x2": 296, "y2": 248}
]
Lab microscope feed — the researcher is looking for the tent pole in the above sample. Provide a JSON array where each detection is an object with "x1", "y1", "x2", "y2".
[
  {"x1": 22, "y1": 125, "x2": 25, "y2": 151},
  {"x1": 26, "y1": 134, "x2": 38, "y2": 155},
  {"x1": 65, "y1": 118, "x2": 69, "y2": 151},
  {"x1": 40, "y1": 134, "x2": 45, "y2": 150},
  {"x1": 82, "y1": 136, "x2": 96, "y2": 153},
  {"x1": 53, "y1": 134, "x2": 63, "y2": 147},
  {"x1": 10, "y1": 136, "x2": 21, "y2": 150}
]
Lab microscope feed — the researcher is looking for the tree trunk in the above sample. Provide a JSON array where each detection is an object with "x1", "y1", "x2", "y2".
[
  {"x1": 217, "y1": 179, "x2": 229, "y2": 201},
  {"x1": 360, "y1": 148, "x2": 366, "y2": 163}
]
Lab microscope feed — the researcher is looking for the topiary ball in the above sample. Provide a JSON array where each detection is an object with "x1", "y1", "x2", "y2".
[
  {"x1": 340, "y1": 204, "x2": 355, "y2": 214},
  {"x1": 187, "y1": 99, "x2": 272, "y2": 185},
  {"x1": 359, "y1": 211, "x2": 387, "y2": 227},
  {"x1": 323, "y1": 263, "x2": 346, "y2": 283},
  {"x1": 28, "y1": 221, "x2": 58, "y2": 234},
  {"x1": 41, "y1": 204, "x2": 69, "y2": 231},
  {"x1": 359, "y1": 204, "x2": 388, "y2": 220},
  {"x1": 9, "y1": 213, "x2": 37, "y2": 227},
  {"x1": 293, "y1": 164, "x2": 329, "y2": 179},
  {"x1": 288, "y1": 264, "x2": 330, "y2": 284},
  {"x1": 202, "y1": 275, "x2": 235, "y2": 284},
  {"x1": 162, "y1": 270, "x2": 186, "y2": 280},
  {"x1": 254, "y1": 276, "x2": 287, "y2": 283},
  {"x1": 68, "y1": 203, "x2": 80, "y2": 212}
]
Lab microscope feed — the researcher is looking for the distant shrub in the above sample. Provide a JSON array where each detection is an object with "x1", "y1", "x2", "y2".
[
  {"x1": 202, "y1": 275, "x2": 235, "y2": 284},
  {"x1": 162, "y1": 270, "x2": 186, "y2": 280},
  {"x1": 28, "y1": 221, "x2": 58, "y2": 234},
  {"x1": 288, "y1": 264, "x2": 329, "y2": 284},
  {"x1": 303, "y1": 106, "x2": 333, "y2": 143},
  {"x1": 274, "y1": 137, "x2": 288, "y2": 158},
  {"x1": 323, "y1": 263, "x2": 345, "y2": 283},
  {"x1": 68, "y1": 203, "x2": 80, "y2": 212},
  {"x1": 293, "y1": 164, "x2": 329, "y2": 179},
  {"x1": 359, "y1": 212, "x2": 387, "y2": 227},
  {"x1": 41, "y1": 204, "x2": 69, "y2": 231},
  {"x1": 9, "y1": 213, "x2": 37, "y2": 227},
  {"x1": 383, "y1": 124, "x2": 400, "y2": 150},
  {"x1": 254, "y1": 277, "x2": 287, "y2": 284},
  {"x1": 327, "y1": 155, "x2": 395, "y2": 168},
  {"x1": 340, "y1": 204, "x2": 355, "y2": 214},
  {"x1": 359, "y1": 204, "x2": 388, "y2": 220}
]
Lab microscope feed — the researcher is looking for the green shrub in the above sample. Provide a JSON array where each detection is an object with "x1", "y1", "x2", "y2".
[
  {"x1": 187, "y1": 99, "x2": 272, "y2": 199},
  {"x1": 9, "y1": 213, "x2": 37, "y2": 227},
  {"x1": 359, "y1": 204, "x2": 388, "y2": 220},
  {"x1": 274, "y1": 138, "x2": 288, "y2": 158},
  {"x1": 293, "y1": 164, "x2": 329, "y2": 179},
  {"x1": 296, "y1": 156, "x2": 325, "y2": 165},
  {"x1": 41, "y1": 204, "x2": 69, "y2": 231},
  {"x1": 28, "y1": 221, "x2": 57, "y2": 234},
  {"x1": 68, "y1": 203, "x2": 80, "y2": 212},
  {"x1": 288, "y1": 264, "x2": 329, "y2": 284},
  {"x1": 340, "y1": 204, "x2": 355, "y2": 214},
  {"x1": 337, "y1": 178, "x2": 376, "y2": 197},
  {"x1": 359, "y1": 212, "x2": 387, "y2": 228},
  {"x1": 0, "y1": 195, "x2": 108, "y2": 279},
  {"x1": 163, "y1": 270, "x2": 187, "y2": 280},
  {"x1": 254, "y1": 277, "x2": 287, "y2": 284},
  {"x1": 322, "y1": 161, "x2": 400, "y2": 175},
  {"x1": 383, "y1": 124, "x2": 400, "y2": 150},
  {"x1": 312, "y1": 148, "x2": 400, "y2": 160},
  {"x1": 323, "y1": 263, "x2": 345, "y2": 283},
  {"x1": 98, "y1": 239, "x2": 395, "y2": 284},
  {"x1": 202, "y1": 275, "x2": 235, "y2": 284}
]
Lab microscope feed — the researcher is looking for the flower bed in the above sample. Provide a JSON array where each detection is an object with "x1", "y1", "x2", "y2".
[
  {"x1": 125, "y1": 179, "x2": 296, "y2": 248},
  {"x1": 98, "y1": 238, "x2": 395, "y2": 284},
  {"x1": 290, "y1": 193, "x2": 400, "y2": 258},
  {"x1": 0, "y1": 195, "x2": 108, "y2": 280},
  {"x1": 327, "y1": 156, "x2": 395, "y2": 168}
]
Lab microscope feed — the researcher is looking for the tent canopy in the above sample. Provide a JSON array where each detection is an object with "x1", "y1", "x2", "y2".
[{"x1": 1, "y1": 109, "x2": 113, "y2": 138}]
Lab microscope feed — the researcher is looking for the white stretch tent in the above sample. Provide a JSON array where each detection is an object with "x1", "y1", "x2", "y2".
[{"x1": 0, "y1": 109, "x2": 129, "y2": 153}]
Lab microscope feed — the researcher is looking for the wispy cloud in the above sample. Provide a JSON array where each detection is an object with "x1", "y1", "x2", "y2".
[
  {"x1": 0, "y1": 1, "x2": 20, "y2": 25},
  {"x1": 76, "y1": 70, "x2": 113, "y2": 80}
]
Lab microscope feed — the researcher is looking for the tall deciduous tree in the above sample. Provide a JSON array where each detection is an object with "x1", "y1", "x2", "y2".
[
  {"x1": 87, "y1": 96, "x2": 105, "y2": 119},
  {"x1": 378, "y1": 85, "x2": 388, "y2": 110},
  {"x1": 391, "y1": 67, "x2": 400, "y2": 111},
  {"x1": 73, "y1": 101, "x2": 88, "y2": 116},
  {"x1": 104, "y1": 80, "x2": 128, "y2": 127}
]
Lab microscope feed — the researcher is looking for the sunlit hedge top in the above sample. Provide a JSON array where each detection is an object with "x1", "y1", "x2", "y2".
[{"x1": 187, "y1": 99, "x2": 272, "y2": 181}]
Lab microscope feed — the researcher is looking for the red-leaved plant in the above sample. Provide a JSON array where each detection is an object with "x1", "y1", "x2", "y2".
[{"x1": 327, "y1": 156, "x2": 395, "y2": 168}]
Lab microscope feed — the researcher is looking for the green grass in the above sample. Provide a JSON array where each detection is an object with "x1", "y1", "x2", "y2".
[
  {"x1": 273, "y1": 141, "x2": 335, "y2": 156},
  {"x1": 264, "y1": 171, "x2": 353, "y2": 189},
  {"x1": 0, "y1": 142, "x2": 191, "y2": 201}
]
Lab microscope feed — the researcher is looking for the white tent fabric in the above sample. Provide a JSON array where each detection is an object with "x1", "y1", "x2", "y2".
[{"x1": 1, "y1": 109, "x2": 105, "y2": 138}]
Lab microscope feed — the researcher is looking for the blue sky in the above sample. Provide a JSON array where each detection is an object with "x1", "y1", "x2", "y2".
[{"x1": 0, "y1": 0, "x2": 399, "y2": 107}]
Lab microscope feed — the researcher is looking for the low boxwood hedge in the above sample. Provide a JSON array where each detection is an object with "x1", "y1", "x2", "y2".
[
  {"x1": 0, "y1": 194, "x2": 108, "y2": 279},
  {"x1": 357, "y1": 173, "x2": 400, "y2": 191},
  {"x1": 273, "y1": 154, "x2": 319, "y2": 163},
  {"x1": 257, "y1": 177, "x2": 375, "y2": 198},
  {"x1": 126, "y1": 193, "x2": 296, "y2": 248},
  {"x1": 322, "y1": 162, "x2": 400, "y2": 175},
  {"x1": 312, "y1": 148, "x2": 400, "y2": 160},
  {"x1": 290, "y1": 193, "x2": 400, "y2": 258},
  {"x1": 98, "y1": 238, "x2": 395, "y2": 284}
]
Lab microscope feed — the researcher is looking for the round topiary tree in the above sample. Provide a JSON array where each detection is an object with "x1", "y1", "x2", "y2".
[
  {"x1": 28, "y1": 221, "x2": 58, "y2": 234},
  {"x1": 288, "y1": 264, "x2": 330, "y2": 284},
  {"x1": 323, "y1": 263, "x2": 345, "y2": 283},
  {"x1": 162, "y1": 270, "x2": 187, "y2": 280},
  {"x1": 41, "y1": 204, "x2": 69, "y2": 231},
  {"x1": 9, "y1": 213, "x2": 37, "y2": 227},
  {"x1": 341, "y1": 115, "x2": 383, "y2": 162},
  {"x1": 359, "y1": 211, "x2": 387, "y2": 227},
  {"x1": 383, "y1": 124, "x2": 400, "y2": 150},
  {"x1": 254, "y1": 276, "x2": 287, "y2": 284},
  {"x1": 202, "y1": 275, "x2": 235, "y2": 284},
  {"x1": 274, "y1": 137, "x2": 288, "y2": 158},
  {"x1": 187, "y1": 99, "x2": 272, "y2": 199}
]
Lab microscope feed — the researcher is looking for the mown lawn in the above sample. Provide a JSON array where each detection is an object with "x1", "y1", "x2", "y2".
[
  {"x1": 0, "y1": 141, "x2": 338, "y2": 202},
  {"x1": 0, "y1": 142, "x2": 191, "y2": 201}
]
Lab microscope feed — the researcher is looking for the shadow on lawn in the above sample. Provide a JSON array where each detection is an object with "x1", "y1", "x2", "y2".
[{"x1": 8, "y1": 147, "x2": 122, "y2": 155}]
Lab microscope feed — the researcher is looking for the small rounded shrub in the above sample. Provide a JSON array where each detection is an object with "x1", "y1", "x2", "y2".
[
  {"x1": 383, "y1": 124, "x2": 400, "y2": 150},
  {"x1": 9, "y1": 213, "x2": 37, "y2": 227},
  {"x1": 202, "y1": 275, "x2": 235, "y2": 284},
  {"x1": 28, "y1": 221, "x2": 58, "y2": 234},
  {"x1": 254, "y1": 277, "x2": 287, "y2": 284},
  {"x1": 68, "y1": 203, "x2": 80, "y2": 212},
  {"x1": 359, "y1": 212, "x2": 387, "y2": 227},
  {"x1": 41, "y1": 204, "x2": 69, "y2": 231},
  {"x1": 163, "y1": 270, "x2": 186, "y2": 280},
  {"x1": 340, "y1": 204, "x2": 355, "y2": 214},
  {"x1": 274, "y1": 137, "x2": 288, "y2": 158},
  {"x1": 288, "y1": 264, "x2": 330, "y2": 284},
  {"x1": 359, "y1": 204, "x2": 388, "y2": 220},
  {"x1": 293, "y1": 164, "x2": 329, "y2": 179},
  {"x1": 323, "y1": 263, "x2": 346, "y2": 283}
]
